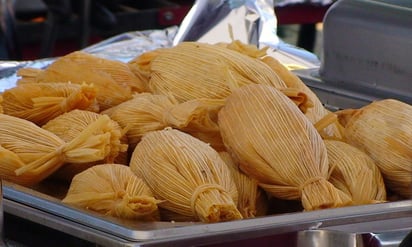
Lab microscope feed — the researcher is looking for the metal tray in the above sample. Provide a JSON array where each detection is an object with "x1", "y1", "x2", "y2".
[{"x1": 3, "y1": 180, "x2": 412, "y2": 246}]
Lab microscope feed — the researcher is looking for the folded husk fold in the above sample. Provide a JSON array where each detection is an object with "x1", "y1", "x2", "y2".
[
  {"x1": 0, "y1": 113, "x2": 113, "y2": 186},
  {"x1": 325, "y1": 140, "x2": 387, "y2": 204},
  {"x1": 103, "y1": 93, "x2": 225, "y2": 151},
  {"x1": 128, "y1": 42, "x2": 286, "y2": 103},
  {"x1": 130, "y1": 128, "x2": 242, "y2": 223},
  {"x1": 219, "y1": 151, "x2": 268, "y2": 218},
  {"x1": 42, "y1": 109, "x2": 128, "y2": 181},
  {"x1": 17, "y1": 51, "x2": 145, "y2": 110},
  {"x1": 63, "y1": 164, "x2": 160, "y2": 220},
  {"x1": 1, "y1": 82, "x2": 98, "y2": 125}
]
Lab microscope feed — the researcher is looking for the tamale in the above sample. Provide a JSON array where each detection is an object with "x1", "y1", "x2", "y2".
[
  {"x1": 325, "y1": 139, "x2": 387, "y2": 204},
  {"x1": 126, "y1": 49, "x2": 164, "y2": 86},
  {"x1": 1, "y1": 82, "x2": 98, "y2": 125},
  {"x1": 16, "y1": 51, "x2": 145, "y2": 110},
  {"x1": 102, "y1": 93, "x2": 177, "y2": 149},
  {"x1": 42, "y1": 110, "x2": 128, "y2": 181},
  {"x1": 0, "y1": 113, "x2": 112, "y2": 186},
  {"x1": 0, "y1": 95, "x2": 3, "y2": 113},
  {"x1": 218, "y1": 84, "x2": 352, "y2": 211},
  {"x1": 63, "y1": 164, "x2": 161, "y2": 220},
  {"x1": 219, "y1": 151, "x2": 268, "y2": 218},
  {"x1": 261, "y1": 56, "x2": 343, "y2": 139},
  {"x1": 129, "y1": 128, "x2": 242, "y2": 223},
  {"x1": 336, "y1": 99, "x2": 412, "y2": 198},
  {"x1": 103, "y1": 93, "x2": 225, "y2": 151},
  {"x1": 163, "y1": 98, "x2": 226, "y2": 151},
  {"x1": 128, "y1": 42, "x2": 286, "y2": 103},
  {"x1": 219, "y1": 40, "x2": 342, "y2": 138}
]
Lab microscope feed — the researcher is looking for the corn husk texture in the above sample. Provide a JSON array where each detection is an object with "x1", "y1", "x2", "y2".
[
  {"x1": 63, "y1": 164, "x2": 160, "y2": 220},
  {"x1": 1, "y1": 82, "x2": 98, "y2": 125},
  {"x1": 17, "y1": 51, "x2": 146, "y2": 110},
  {"x1": 129, "y1": 128, "x2": 242, "y2": 223},
  {"x1": 218, "y1": 84, "x2": 352, "y2": 211},
  {"x1": 219, "y1": 40, "x2": 342, "y2": 139},
  {"x1": 325, "y1": 140, "x2": 387, "y2": 204},
  {"x1": 103, "y1": 93, "x2": 225, "y2": 150},
  {"x1": 0, "y1": 113, "x2": 112, "y2": 185},
  {"x1": 42, "y1": 109, "x2": 128, "y2": 181},
  {"x1": 219, "y1": 151, "x2": 268, "y2": 218},
  {"x1": 128, "y1": 42, "x2": 286, "y2": 103},
  {"x1": 336, "y1": 99, "x2": 412, "y2": 198}
]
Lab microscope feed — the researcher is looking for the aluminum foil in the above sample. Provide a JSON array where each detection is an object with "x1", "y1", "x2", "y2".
[
  {"x1": 83, "y1": 27, "x2": 178, "y2": 62},
  {"x1": 173, "y1": 0, "x2": 319, "y2": 65},
  {"x1": 173, "y1": 0, "x2": 280, "y2": 48}
]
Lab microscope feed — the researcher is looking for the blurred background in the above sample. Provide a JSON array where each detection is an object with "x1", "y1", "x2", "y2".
[{"x1": 0, "y1": 0, "x2": 329, "y2": 61}]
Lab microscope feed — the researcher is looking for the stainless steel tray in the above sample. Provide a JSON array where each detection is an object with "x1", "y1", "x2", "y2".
[{"x1": 3, "y1": 180, "x2": 412, "y2": 246}]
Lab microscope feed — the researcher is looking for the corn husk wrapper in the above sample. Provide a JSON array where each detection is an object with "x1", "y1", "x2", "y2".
[
  {"x1": 130, "y1": 128, "x2": 242, "y2": 223},
  {"x1": 102, "y1": 93, "x2": 177, "y2": 149},
  {"x1": 219, "y1": 151, "x2": 268, "y2": 218},
  {"x1": 218, "y1": 40, "x2": 342, "y2": 139},
  {"x1": 218, "y1": 84, "x2": 352, "y2": 211},
  {"x1": 261, "y1": 56, "x2": 343, "y2": 139},
  {"x1": 336, "y1": 99, "x2": 412, "y2": 198},
  {"x1": 42, "y1": 110, "x2": 128, "y2": 181},
  {"x1": 325, "y1": 140, "x2": 387, "y2": 204},
  {"x1": 0, "y1": 96, "x2": 3, "y2": 114},
  {"x1": 127, "y1": 48, "x2": 163, "y2": 85},
  {"x1": 63, "y1": 164, "x2": 161, "y2": 220},
  {"x1": 128, "y1": 42, "x2": 286, "y2": 103},
  {"x1": 1, "y1": 82, "x2": 98, "y2": 125},
  {"x1": 16, "y1": 51, "x2": 145, "y2": 110},
  {"x1": 103, "y1": 93, "x2": 225, "y2": 151},
  {"x1": 0, "y1": 113, "x2": 113, "y2": 186},
  {"x1": 163, "y1": 98, "x2": 225, "y2": 151}
]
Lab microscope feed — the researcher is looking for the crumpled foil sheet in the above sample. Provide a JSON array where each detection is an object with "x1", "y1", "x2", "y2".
[
  {"x1": 173, "y1": 0, "x2": 280, "y2": 49},
  {"x1": 83, "y1": 27, "x2": 178, "y2": 62}
]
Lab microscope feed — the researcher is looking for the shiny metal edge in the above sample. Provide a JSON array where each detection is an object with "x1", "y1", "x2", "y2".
[
  {"x1": 3, "y1": 181, "x2": 412, "y2": 243},
  {"x1": 295, "y1": 68, "x2": 412, "y2": 108},
  {"x1": 4, "y1": 199, "x2": 137, "y2": 247}
]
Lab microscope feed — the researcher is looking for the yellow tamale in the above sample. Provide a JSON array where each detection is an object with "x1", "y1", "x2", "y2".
[
  {"x1": 0, "y1": 113, "x2": 112, "y2": 186},
  {"x1": 126, "y1": 48, "x2": 164, "y2": 86},
  {"x1": 0, "y1": 95, "x2": 3, "y2": 113},
  {"x1": 1, "y1": 82, "x2": 98, "y2": 125},
  {"x1": 128, "y1": 42, "x2": 286, "y2": 103},
  {"x1": 129, "y1": 128, "x2": 242, "y2": 223},
  {"x1": 16, "y1": 51, "x2": 145, "y2": 110},
  {"x1": 325, "y1": 139, "x2": 387, "y2": 204},
  {"x1": 261, "y1": 56, "x2": 343, "y2": 139},
  {"x1": 42, "y1": 109, "x2": 128, "y2": 181},
  {"x1": 336, "y1": 99, "x2": 412, "y2": 198},
  {"x1": 163, "y1": 98, "x2": 226, "y2": 151},
  {"x1": 63, "y1": 164, "x2": 161, "y2": 220},
  {"x1": 103, "y1": 93, "x2": 225, "y2": 151},
  {"x1": 102, "y1": 93, "x2": 177, "y2": 149},
  {"x1": 219, "y1": 151, "x2": 268, "y2": 218},
  {"x1": 218, "y1": 40, "x2": 342, "y2": 139},
  {"x1": 218, "y1": 84, "x2": 352, "y2": 211}
]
